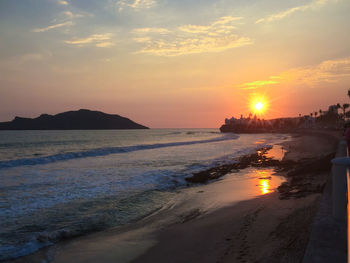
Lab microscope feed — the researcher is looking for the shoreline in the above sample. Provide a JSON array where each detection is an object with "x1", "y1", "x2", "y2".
[
  {"x1": 129, "y1": 131, "x2": 340, "y2": 263},
  {"x1": 6, "y1": 131, "x2": 340, "y2": 263}
]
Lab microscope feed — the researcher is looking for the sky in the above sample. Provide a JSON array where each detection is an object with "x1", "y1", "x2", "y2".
[{"x1": 0, "y1": 0, "x2": 349, "y2": 128}]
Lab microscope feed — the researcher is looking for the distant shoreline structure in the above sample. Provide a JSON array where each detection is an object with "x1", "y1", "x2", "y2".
[
  {"x1": 0, "y1": 109, "x2": 149, "y2": 130},
  {"x1": 220, "y1": 105, "x2": 343, "y2": 133},
  {"x1": 220, "y1": 115, "x2": 305, "y2": 133}
]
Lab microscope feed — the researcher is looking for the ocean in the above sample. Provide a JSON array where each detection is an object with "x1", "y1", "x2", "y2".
[{"x1": 0, "y1": 129, "x2": 288, "y2": 261}]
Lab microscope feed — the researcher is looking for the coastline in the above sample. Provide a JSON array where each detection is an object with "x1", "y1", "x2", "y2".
[
  {"x1": 129, "y1": 132, "x2": 340, "y2": 263},
  {"x1": 6, "y1": 131, "x2": 340, "y2": 263}
]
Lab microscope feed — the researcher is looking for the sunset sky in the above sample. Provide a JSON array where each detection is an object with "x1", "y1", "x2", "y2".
[{"x1": 0, "y1": 0, "x2": 350, "y2": 128}]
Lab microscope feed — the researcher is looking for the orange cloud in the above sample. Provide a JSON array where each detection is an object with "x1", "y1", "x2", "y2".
[
  {"x1": 239, "y1": 56, "x2": 350, "y2": 89},
  {"x1": 65, "y1": 33, "x2": 114, "y2": 47},
  {"x1": 256, "y1": 0, "x2": 338, "y2": 24}
]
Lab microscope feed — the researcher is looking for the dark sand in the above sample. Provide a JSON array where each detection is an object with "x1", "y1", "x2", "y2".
[{"x1": 8, "y1": 131, "x2": 340, "y2": 263}]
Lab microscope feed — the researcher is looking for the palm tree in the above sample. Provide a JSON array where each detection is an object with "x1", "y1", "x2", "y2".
[
  {"x1": 310, "y1": 113, "x2": 313, "y2": 118},
  {"x1": 337, "y1": 103, "x2": 341, "y2": 115},
  {"x1": 347, "y1": 89, "x2": 350, "y2": 100},
  {"x1": 342, "y1": 103, "x2": 350, "y2": 120},
  {"x1": 319, "y1": 109, "x2": 322, "y2": 115},
  {"x1": 314, "y1": 112, "x2": 318, "y2": 118}
]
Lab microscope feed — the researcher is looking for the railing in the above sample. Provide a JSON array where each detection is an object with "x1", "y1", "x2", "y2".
[
  {"x1": 347, "y1": 167, "x2": 350, "y2": 263},
  {"x1": 332, "y1": 157, "x2": 348, "y2": 220},
  {"x1": 347, "y1": 146, "x2": 350, "y2": 263},
  {"x1": 331, "y1": 140, "x2": 349, "y2": 262}
]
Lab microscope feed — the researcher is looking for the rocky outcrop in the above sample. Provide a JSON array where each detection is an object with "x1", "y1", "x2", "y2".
[{"x1": 185, "y1": 147, "x2": 280, "y2": 183}]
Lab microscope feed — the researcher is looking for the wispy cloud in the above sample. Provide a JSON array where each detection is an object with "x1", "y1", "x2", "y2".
[
  {"x1": 57, "y1": 0, "x2": 69, "y2": 5},
  {"x1": 239, "y1": 57, "x2": 350, "y2": 89},
  {"x1": 240, "y1": 79, "x2": 279, "y2": 90},
  {"x1": 95, "y1": 41, "x2": 115, "y2": 47},
  {"x1": 132, "y1": 27, "x2": 170, "y2": 34},
  {"x1": 132, "y1": 16, "x2": 252, "y2": 56},
  {"x1": 117, "y1": 0, "x2": 156, "y2": 11},
  {"x1": 32, "y1": 21, "x2": 73, "y2": 33},
  {"x1": 65, "y1": 33, "x2": 114, "y2": 47},
  {"x1": 33, "y1": 9, "x2": 93, "y2": 34},
  {"x1": 256, "y1": 0, "x2": 336, "y2": 24},
  {"x1": 62, "y1": 11, "x2": 90, "y2": 19}
]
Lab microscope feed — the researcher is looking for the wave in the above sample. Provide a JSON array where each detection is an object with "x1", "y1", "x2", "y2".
[
  {"x1": 0, "y1": 190, "x2": 170, "y2": 261},
  {"x1": 0, "y1": 134, "x2": 239, "y2": 169}
]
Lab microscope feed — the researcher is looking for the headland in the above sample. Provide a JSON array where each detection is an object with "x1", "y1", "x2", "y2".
[{"x1": 0, "y1": 109, "x2": 148, "y2": 130}]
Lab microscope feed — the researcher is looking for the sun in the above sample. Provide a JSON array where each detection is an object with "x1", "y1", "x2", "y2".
[
  {"x1": 255, "y1": 102, "x2": 264, "y2": 111},
  {"x1": 249, "y1": 94, "x2": 269, "y2": 115}
]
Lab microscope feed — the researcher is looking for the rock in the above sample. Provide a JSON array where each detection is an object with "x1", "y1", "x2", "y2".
[{"x1": 185, "y1": 147, "x2": 280, "y2": 184}]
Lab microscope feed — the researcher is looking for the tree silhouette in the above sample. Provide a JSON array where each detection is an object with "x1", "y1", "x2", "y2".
[
  {"x1": 342, "y1": 103, "x2": 350, "y2": 119},
  {"x1": 336, "y1": 103, "x2": 341, "y2": 114},
  {"x1": 347, "y1": 89, "x2": 350, "y2": 100}
]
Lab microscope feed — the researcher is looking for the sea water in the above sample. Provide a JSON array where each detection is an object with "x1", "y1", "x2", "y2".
[{"x1": 0, "y1": 129, "x2": 288, "y2": 260}]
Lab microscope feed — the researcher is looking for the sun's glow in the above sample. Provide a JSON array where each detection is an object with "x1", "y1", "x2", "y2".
[{"x1": 249, "y1": 94, "x2": 269, "y2": 116}]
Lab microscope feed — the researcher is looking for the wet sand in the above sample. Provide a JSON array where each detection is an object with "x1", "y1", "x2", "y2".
[
  {"x1": 131, "y1": 132, "x2": 340, "y2": 263},
  {"x1": 9, "y1": 131, "x2": 340, "y2": 263}
]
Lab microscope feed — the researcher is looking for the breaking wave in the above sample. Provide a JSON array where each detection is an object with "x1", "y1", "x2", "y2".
[{"x1": 0, "y1": 134, "x2": 239, "y2": 169}]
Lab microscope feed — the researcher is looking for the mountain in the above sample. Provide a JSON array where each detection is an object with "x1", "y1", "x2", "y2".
[{"x1": 0, "y1": 109, "x2": 149, "y2": 130}]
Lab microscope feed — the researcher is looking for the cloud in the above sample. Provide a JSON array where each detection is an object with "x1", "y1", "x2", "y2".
[
  {"x1": 32, "y1": 21, "x2": 73, "y2": 33},
  {"x1": 132, "y1": 16, "x2": 252, "y2": 56},
  {"x1": 117, "y1": 0, "x2": 156, "y2": 11},
  {"x1": 32, "y1": 9, "x2": 92, "y2": 34},
  {"x1": 95, "y1": 42, "x2": 115, "y2": 47},
  {"x1": 256, "y1": 0, "x2": 336, "y2": 24},
  {"x1": 132, "y1": 27, "x2": 170, "y2": 34},
  {"x1": 289, "y1": 57, "x2": 350, "y2": 84},
  {"x1": 57, "y1": 0, "x2": 69, "y2": 5},
  {"x1": 240, "y1": 79, "x2": 278, "y2": 90},
  {"x1": 62, "y1": 11, "x2": 85, "y2": 19},
  {"x1": 239, "y1": 57, "x2": 350, "y2": 89},
  {"x1": 65, "y1": 33, "x2": 114, "y2": 47}
]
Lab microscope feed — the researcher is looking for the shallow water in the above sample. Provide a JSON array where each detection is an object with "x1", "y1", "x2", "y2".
[
  {"x1": 0, "y1": 129, "x2": 289, "y2": 260},
  {"x1": 49, "y1": 165, "x2": 286, "y2": 263}
]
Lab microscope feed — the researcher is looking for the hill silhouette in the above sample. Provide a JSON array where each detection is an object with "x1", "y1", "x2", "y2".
[{"x1": 0, "y1": 109, "x2": 149, "y2": 130}]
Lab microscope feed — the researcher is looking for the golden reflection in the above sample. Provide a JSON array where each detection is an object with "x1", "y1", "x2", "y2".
[
  {"x1": 259, "y1": 179, "x2": 270, "y2": 194},
  {"x1": 256, "y1": 170, "x2": 272, "y2": 195}
]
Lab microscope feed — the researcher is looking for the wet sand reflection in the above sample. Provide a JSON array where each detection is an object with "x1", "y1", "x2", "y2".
[{"x1": 244, "y1": 169, "x2": 284, "y2": 196}]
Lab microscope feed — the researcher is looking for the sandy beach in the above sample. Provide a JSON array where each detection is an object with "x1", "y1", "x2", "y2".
[
  {"x1": 130, "y1": 132, "x2": 340, "y2": 263},
  {"x1": 9, "y1": 131, "x2": 340, "y2": 263}
]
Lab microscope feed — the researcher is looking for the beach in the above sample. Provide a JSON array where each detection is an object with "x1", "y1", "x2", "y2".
[
  {"x1": 130, "y1": 132, "x2": 340, "y2": 263},
  {"x1": 0, "y1": 130, "x2": 287, "y2": 261},
  {"x1": 9, "y1": 131, "x2": 339, "y2": 263},
  {"x1": 2, "y1": 0, "x2": 349, "y2": 261}
]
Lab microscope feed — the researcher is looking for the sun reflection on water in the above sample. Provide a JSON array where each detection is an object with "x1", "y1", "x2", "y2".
[
  {"x1": 259, "y1": 179, "x2": 270, "y2": 194},
  {"x1": 242, "y1": 168, "x2": 285, "y2": 196},
  {"x1": 256, "y1": 170, "x2": 272, "y2": 195}
]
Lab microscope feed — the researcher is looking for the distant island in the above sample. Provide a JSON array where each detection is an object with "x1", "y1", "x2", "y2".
[{"x1": 0, "y1": 109, "x2": 149, "y2": 130}]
